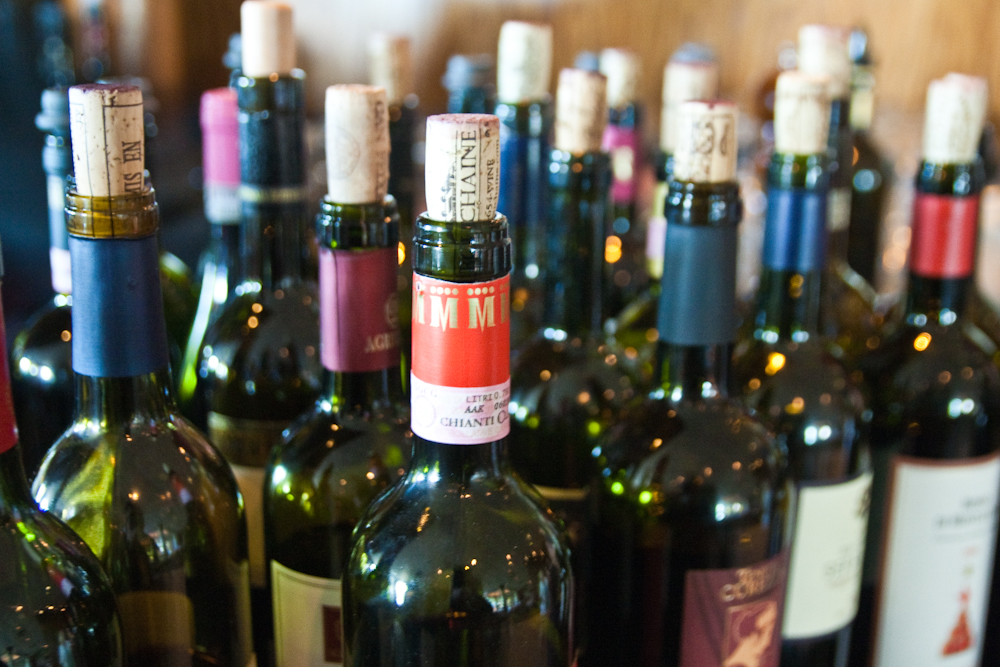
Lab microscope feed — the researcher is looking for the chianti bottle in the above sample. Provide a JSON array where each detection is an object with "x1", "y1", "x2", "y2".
[
  {"x1": 851, "y1": 74, "x2": 1000, "y2": 667},
  {"x1": 443, "y1": 54, "x2": 496, "y2": 114},
  {"x1": 495, "y1": 21, "x2": 553, "y2": 347},
  {"x1": 32, "y1": 82, "x2": 253, "y2": 667},
  {"x1": 178, "y1": 87, "x2": 241, "y2": 419},
  {"x1": 587, "y1": 100, "x2": 791, "y2": 667},
  {"x1": 734, "y1": 72, "x2": 871, "y2": 667},
  {"x1": 264, "y1": 84, "x2": 412, "y2": 667},
  {"x1": 345, "y1": 113, "x2": 572, "y2": 666}
]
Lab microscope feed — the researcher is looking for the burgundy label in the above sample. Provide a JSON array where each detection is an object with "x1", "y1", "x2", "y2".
[
  {"x1": 679, "y1": 550, "x2": 789, "y2": 667},
  {"x1": 0, "y1": 306, "x2": 17, "y2": 454},
  {"x1": 603, "y1": 124, "x2": 641, "y2": 204},
  {"x1": 322, "y1": 605, "x2": 343, "y2": 662},
  {"x1": 910, "y1": 193, "x2": 979, "y2": 279},
  {"x1": 320, "y1": 247, "x2": 400, "y2": 373}
]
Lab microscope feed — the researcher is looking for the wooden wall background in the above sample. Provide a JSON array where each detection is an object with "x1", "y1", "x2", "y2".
[{"x1": 67, "y1": 0, "x2": 1000, "y2": 125}]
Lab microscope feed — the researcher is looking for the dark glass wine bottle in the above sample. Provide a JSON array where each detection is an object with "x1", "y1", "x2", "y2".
[
  {"x1": 851, "y1": 74, "x2": 1000, "y2": 667},
  {"x1": 264, "y1": 84, "x2": 411, "y2": 667},
  {"x1": 345, "y1": 113, "x2": 573, "y2": 667},
  {"x1": 194, "y1": 4, "x2": 322, "y2": 656},
  {"x1": 495, "y1": 21, "x2": 553, "y2": 347},
  {"x1": 0, "y1": 242, "x2": 125, "y2": 667},
  {"x1": 734, "y1": 72, "x2": 871, "y2": 667},
  {"x1": 443, "y1": 54, "x2": 496, "y2": 114},
  {"x1": 178, "y1": 87, "x2": 242, "y2": 420},
  {"x1": 587, "y1": 100, "x2": 791, "y2": 667},
  {"x1": 32, "y1": 82, "x2": 253, "y2": 667}
]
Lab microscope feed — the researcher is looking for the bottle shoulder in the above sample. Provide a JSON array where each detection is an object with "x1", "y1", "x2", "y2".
[{"x1": 11, "y1": 298, "x2": 72, "y2": 361}]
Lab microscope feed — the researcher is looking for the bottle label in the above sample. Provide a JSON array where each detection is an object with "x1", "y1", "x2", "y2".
[
  {"x1": 319, "y1": 247, "x2": 400, "y2": 373},
  {"x1": 271, "y1": 561, "x2": 343, "y2": 667},
  {"x1": 0, "y1": 307, "x2": 17, "y2": 454},
  {"x1": 50, "y1": 246, "x2": 72, "y2": 294},
  {"x1": 205, "y1": 183, "x2": 242, "y2": 225},
  {"x1": 783, "y1": 472, "x2": 873, "y2": 640},
  {"x1": 910, "y1": 193, "x2": 979, "y2": 279},
  {"x1": 827, "y1": 187, "x2": 852, "y2": 232},
  {"x1": 645, "y1": 181, "x2": 669, "y2": 279},
  {"x1": 69, "y1": 235, "x2": 169, "y2": 377},
  {"x1": 410, "y1": 273, "x2": 510, "y2": 444},
  {"x1": 873, "y1": 453, "x2": 1000, "y2": 667},
  {"x1": 679, "y1": 550, "x2": 788, "y2": 667},
  {"x1": 762, "y1": 189, "x2": 827, "y2": 273},
  {"x1": 603, "y1": 125, "x2": 640, "y2": 204}
]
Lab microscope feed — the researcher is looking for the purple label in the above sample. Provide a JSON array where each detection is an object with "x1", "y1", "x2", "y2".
[
  {"x1": 680, "y1": 550, "x2": 788, "y2": 667},
  {"x1": 602, "y1": 124, "x2": 641, "y2": 204},
  {"x1": 320, "y1": 247, "x2": 400, "y2": 372}
]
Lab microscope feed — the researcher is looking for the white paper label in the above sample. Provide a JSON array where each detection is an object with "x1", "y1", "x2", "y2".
[
  {"x1": 410, "y1": 375, "x2": 510, "y2": 445},
  {"x1": 231, "y1": 463, "x2": 266, "y2": 589},
  {"x1": 783, "y1": 472, "x2": 873, "y2": 639},
  {"x1": 873, "y1": 454, "x2": 1000, "y2": 667},
  {"x1": 827, "y1": 187, "x2": 852, "y2": 232},
  {"x1": 271, "y1": 561, "x2": 343, "y2": 667},
  {"x1": 50, "y1": 247, "x2": 72, "y2": 295}
]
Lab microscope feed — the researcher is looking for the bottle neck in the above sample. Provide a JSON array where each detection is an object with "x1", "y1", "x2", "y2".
[
  {"x1": 321, "y1": 367, "x2": 404, "y2": 417},
  {"x1": 73, "y1": 370, "x2": 175, "y2": 425},
  {"x1": 656, "y1": 342, "x2": 733, "y2": 402},
  {"x1": 496, "y1": 99, "x2": 552, "y2": 139},
  {"x1": 827, "y1": 96, "x2": 854, "y2": 262},
  {"x1": 43, "y1": 134, "x2": 72, "y2": 295},
  {"x1": 543, "y1": 149, "x2": 609, "y2": 338},
  {"x1": 407, "y1": 438, "x2": 507, "y2": 484},
  {"x1": 0, "y1": 447, "x2": 33, "y2": 516}
]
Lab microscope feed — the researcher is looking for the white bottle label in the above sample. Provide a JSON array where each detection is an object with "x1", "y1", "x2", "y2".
[
  {"x1": 271, "y1": 561, "x2": 344, "y2": 667},
  {"x1": 873, "y1": 453, "x2": 1000, "y2": 667},
  {"x1": 827, "y1": 187, "x2": 852, "y2": 232},
  {"x1": 782, "y1": 471, "x2": 873, "y2": 639}
]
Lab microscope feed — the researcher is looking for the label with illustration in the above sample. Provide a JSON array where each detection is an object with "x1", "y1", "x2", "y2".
[
  {"x1": 410, "y1": 273, "x2": 510, "y2": 444},
  {"x1": 271, "y1": 561, "x2": 343, "y2": 667},
  {"x1": 680, "y1": 550, "x2": 788, "y2": 667},
  {"x1": 873, "y1": 453, "x2": 1000, "y2": 667}
]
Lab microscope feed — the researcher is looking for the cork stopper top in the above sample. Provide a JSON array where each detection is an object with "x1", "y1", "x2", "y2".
[
  {"x1": 554, "y1": 68, "x2": 608, "y2": 155},
  {"x1": 424, "y1": 114, "x2": 499, "y2": 222},
  {"x1": 496, "y1": 21, "x2": 553, "y2": 104},
  {"x1": 774, "y1": 71, "x2": 832, "y2": 156},
  {"x1": 368, "y1": 33, "x2": 413, "y2": 106},
  {"x1": 798, "y1": 24, "x2": 851, "y2": 98},
  {"x1": 600, "y1": 48, "x2": 640, "y2": 109},
  {"x1": 240, "y1": 1, "x2": 295, "y2": 78},
  {"x1": 922, "y1": 73, "x2": 988, "y2": 164},
  {"x1": 672, "y1": 100, "x2": 737, "y2": 184},
  {"x1": 325, "y1": 85, "x2": 390, "y2": 204},
  {"x1": 660, "y1": 59, "x2": 720, "y2": 153},
  {"x1": 69, "y1": 84, "x2": 145, "y2": 197}
]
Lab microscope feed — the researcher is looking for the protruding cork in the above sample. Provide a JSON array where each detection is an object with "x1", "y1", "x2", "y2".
[
  {"x1": 660, "y1": 57, "x2": 719, "y2": 153},
  {"x1": 496, "y1": 21, "x2": 553, "y2": 104},
  {"x1": 672, "y1": 100, "x2": 737, "y2": 184},
  {"x1": 325, "y1": 85, "x2": 390, "y2": 204},
  {"x1": 368, "y1": 33, "x2": 413, "y2": 106},
  {"x1": 798, "y1": 24, "x2": 851, "y2": 98},
  {"x1": 68, "y1": 84, "x2": 145, "y2": 197},
  {"x1": 774, "y1": 71, "x2": 832, "y2": 156},
  {"x1": 600, "y1": 48, "x2": 640, "y2": 109},
  {"x1": 922, "y1": 73, "x2": 988, "y2": 164},
  {"x1": 240, "y1": 1, "x2": 295, "y2": 78},
  {"x1": 424, "y1": 114, "x2": 499, "y2": 222},
  {"x1": 554, "y1": 68, "x2": 608, "y2": 155}
]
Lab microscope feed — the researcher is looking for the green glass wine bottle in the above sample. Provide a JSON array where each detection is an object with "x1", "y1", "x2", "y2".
[
  {"x1": 193, "y1": 3, "x2": 323, "y2": 656},
  {"x1": 733, "y1": 72, "x2": 871, "y2": 667},
  {"x1": 345, "y1": 113, "x2": 573, "y2": 667},
  {"x1": 264, "y1": 84, "x2": 412, "y2": 667},
  {"x1": 31, "y1": 82, "x2": 253, "y2": 667},
  {"x1": 587, "y1": 101, "x2": 791, "y2": 667},
  {"x1": 443, "y1": 54, "x2": 496, "y2": 114}
]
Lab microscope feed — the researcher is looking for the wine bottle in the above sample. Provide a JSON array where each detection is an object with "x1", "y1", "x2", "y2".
[
  {"x1": 443, "y1": 54, "x2": 496, "y2": 114},
  {"x1": 851, "y1": 74, "x2": 1000, "y2": 667},
  {"x1": 734, "y1": 72, "x2": 871, "y2": 667},
  {"x1": 264, "y1": 84, "x2": 411, "y2": 667},
  {"x1": 495, "y1": 21, "x2": 554, "y2": 348},
  {"x1": 32, "y1": 82, "x2": 253, "y2": 667},
  {"x1": 587, "y1": 100, "x2": 791, "y2": 667},
  {"x1": 178, "y1": 87, "x2": 241, "y2": 420},
  {"x1": 599, "y1": 48, "x2": 644, "y2": 316},
  {"x1": 846, "y1": 29, "x2": 891, "y2": 288},
  {"x1": 345, "y1": 113, "x2": 573, "y2": 667},
  {"x1": 798, "y1": 24, "x2": 883, "y2": 362},
  {"x1": 605, "y1": 44, "x2": 718, "y2": 385},
  {"x1": 194, "y1": 3, "x2": 323, "y2": 656}
]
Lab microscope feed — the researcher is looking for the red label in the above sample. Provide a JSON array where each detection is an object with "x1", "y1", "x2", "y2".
[
  {"x1": 603, "y1": 125, "x2": 640, "y2": 204},
  {"x1": 0, "y1": 307, "x2": 17, "y2": 454},
  {"x1": 319, "y1": 247, "x2": 400, "y2": 373},
  {"x1": 910, "y1": 194, "x2": 979, "y2": 278},
  {"x1": 679, "y1": 551, "x2": 788, "y2": 667}
]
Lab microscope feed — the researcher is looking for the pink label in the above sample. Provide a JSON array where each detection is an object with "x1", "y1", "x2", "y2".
[
  {"x1": 680, "y1": 550, "x2": 788, "y2": 667},
  {"x1": 0, "y1": 306, "x2": 17, "y2": 454},
  {"x1": 603, "y1": 124, "x2": 641, "y2": 204},
  {"x1": 319, "y1": 247, "x2": 400, "y2": 373}
]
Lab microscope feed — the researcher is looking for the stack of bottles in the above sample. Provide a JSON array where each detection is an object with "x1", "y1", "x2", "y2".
[{"x1": 3, "y1": 4, "x2": 1000, "y2": 667}]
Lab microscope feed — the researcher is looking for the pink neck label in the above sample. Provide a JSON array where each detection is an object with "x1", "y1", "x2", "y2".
[
  {"x1": 319, "y1": 247, "x2": 400, "y2": 373},
  {"x1": 603, "y1": 124, "x2": 641, "y2": 204},
  {"x1": 0, "y1": 306, "x2": 18, "y2": 454}
]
